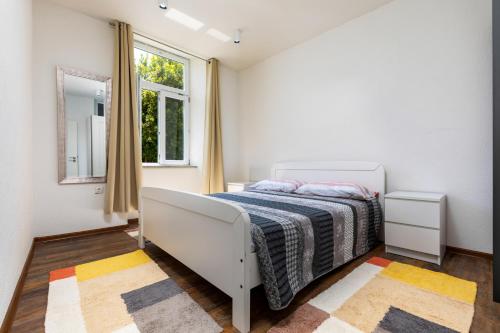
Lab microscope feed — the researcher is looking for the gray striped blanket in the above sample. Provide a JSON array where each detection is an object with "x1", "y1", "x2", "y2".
[{"x1": 211, "y1": 190, "x2": 382, "y2": 310}]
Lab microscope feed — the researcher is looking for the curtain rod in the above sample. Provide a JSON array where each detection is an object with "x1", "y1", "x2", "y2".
[{"x1": 109, "y1": 22, "x2": 209, "y2": 62}]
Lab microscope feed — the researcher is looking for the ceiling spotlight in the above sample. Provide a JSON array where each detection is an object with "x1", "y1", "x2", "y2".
[
  {"x1": 158, "y1": 0, "x2": 168, "y2": 10},
  {"x1": 234, "y1": 29, "x2": 241, "y2": 44}
]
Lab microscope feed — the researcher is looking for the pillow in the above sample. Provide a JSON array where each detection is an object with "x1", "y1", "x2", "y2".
[
  {"x1": 248, "y1": 179, "x2": 304, "y2": 193},
  {"x1": 295, "y1": 182, "x2": 376, "y2": 200}
]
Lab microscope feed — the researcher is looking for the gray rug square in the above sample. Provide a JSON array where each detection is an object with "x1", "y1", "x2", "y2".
[
  {"x1": 121, "y1": 278, "x2": 183, "y2": 313},
  {"x1": 130, "y1": 291, "x2": 223, "y2": 333},
  {"x1": 374, "y1": 306, "x2": 459, "y2": 333}
]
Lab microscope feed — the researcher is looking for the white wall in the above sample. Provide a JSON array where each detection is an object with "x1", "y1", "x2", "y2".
[
  {"x1": 33, "y1": 0, "x2": 240, "y2": 235},
  {"x1": 220, "y1": 65, "x2": 242, "y2": 183},
  {"x1": 238, "y1": 0, "x2": 492, "y2": 253},
  {"x1": 33, "y1": 0, "x2": 125, "y2": 236},
  {"x1": 0, "y1": 0, "x2": 33, "y2": 324}
]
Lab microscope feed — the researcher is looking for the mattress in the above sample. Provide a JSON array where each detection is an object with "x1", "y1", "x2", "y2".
[{"x1": 211, "y1": 190, "x2": 383, "y2": 310}]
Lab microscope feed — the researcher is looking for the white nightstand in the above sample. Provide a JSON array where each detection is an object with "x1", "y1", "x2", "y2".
[
  {"x1": 384, "y1": 191, "x2": 446, "y2": 265},
  {"x1": 227, "y1": 181, "x2": 254, "y2": 192}
]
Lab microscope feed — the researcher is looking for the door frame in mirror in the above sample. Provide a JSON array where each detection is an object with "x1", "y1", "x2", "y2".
[{"x1": 56, "y1": 66, "x2": 112, "y2": 184}]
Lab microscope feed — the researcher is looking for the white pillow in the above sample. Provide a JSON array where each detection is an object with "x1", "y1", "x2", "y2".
[
  {"x1": 248, "y1": 179, "x2": 303, "y2": 193},
  {"x1": 295, "y1": 182, "x2": 376, "y2": 200}
]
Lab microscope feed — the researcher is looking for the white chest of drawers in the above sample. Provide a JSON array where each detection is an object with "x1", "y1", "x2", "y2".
[
  {"x1": 227, "y1": 182, "x2": 254, "y2": 192},
  {"x1": 384, "y1": 191, "x2": 446, "y2": 265}
]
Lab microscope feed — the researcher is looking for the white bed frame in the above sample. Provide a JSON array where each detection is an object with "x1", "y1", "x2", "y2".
[{"x1": 138, "y1": 161, "x2": 385, "y2": 333}]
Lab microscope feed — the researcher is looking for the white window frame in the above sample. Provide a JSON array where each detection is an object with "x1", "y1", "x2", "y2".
[{"x1": 135, "y1": 41, "x2": 190, "y2": 166}]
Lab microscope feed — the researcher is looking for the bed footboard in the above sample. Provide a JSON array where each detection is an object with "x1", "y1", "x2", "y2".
[{"x1": 140, "y1": 187, "x2": 253, "y2": 333}]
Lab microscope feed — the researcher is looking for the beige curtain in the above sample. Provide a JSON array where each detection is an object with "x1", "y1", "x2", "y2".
[
  {"x1": 202, "y1": 58, "x2": 225, "y2": 194},
  {"x1": 105, "y1": 22, "x2": 142, "y2": 213}
]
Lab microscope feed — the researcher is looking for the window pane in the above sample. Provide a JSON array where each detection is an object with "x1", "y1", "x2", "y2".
[
  {"x1": 141, "y1": 89, "x2": 158, "y2": 163},
  {"x1": 134, "y1": 48, "x2": 184, "y2": 90},
  {"x1": 164, "y1": 96, "x2": 184, "y2": 161}
]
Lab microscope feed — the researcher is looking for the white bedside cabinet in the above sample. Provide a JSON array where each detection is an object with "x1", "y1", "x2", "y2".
[
  {"x1": 384, "y1": 191, "x2": 446, "y2": 265},
  {"x1": 227, "y1": 181, "x2": 254, "y2": 192}
]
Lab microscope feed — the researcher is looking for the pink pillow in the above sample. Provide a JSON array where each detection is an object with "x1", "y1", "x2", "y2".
[
  {"x1": 248, "y1": 179, "x2": 304, "y2": 193},
  {"x1": 295, "y1": 182, "x2": 376, "y2": 200}
]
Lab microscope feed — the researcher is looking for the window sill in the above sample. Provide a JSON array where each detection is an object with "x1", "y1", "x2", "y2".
[{"x1": 142, "y1": 163, "x2": 198, "y2": 169}]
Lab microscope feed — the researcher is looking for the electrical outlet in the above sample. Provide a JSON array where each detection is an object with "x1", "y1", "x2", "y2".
[{"x1": 95, "y1": 185, "x2": 104, "y2": 194}]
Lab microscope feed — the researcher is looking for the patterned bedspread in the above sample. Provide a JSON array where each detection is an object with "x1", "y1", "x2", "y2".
[{"x1": 210, "y1": 190, "x2": 382, "y2": 310}]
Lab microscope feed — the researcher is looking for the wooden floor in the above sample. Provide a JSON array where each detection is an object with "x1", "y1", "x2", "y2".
[{"x1": 10, "y1": 230, "x2": 500, "y2": 333}]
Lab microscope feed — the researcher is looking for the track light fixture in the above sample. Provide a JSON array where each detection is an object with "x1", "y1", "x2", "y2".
[
  {"x1": 234, "y1": 29, "x2": 241, "y2": 44},
  {"x1": 158, "y1": 0, "x2": 168, "y2": 10}
]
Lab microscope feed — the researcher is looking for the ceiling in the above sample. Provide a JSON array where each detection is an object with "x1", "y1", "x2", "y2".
[
  {"x1": 64, "y1": 74, "x2": 106, "y2": 98},
  {"x1": 49, "y1": 0, "x2": 393, "y2": 70}
]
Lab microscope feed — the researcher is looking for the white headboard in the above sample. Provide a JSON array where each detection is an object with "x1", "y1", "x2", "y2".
[{"x1": 271, "y1": 161, "x2": 386, "y2": 208}]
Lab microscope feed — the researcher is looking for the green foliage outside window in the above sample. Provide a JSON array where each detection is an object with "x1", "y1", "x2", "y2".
[
  {"x1": 164, "y1": 97, "x2": 184, "y2": 161},
  {"x1": 135, "y1": 50, "x2": 185, "y2": 163},
  {"x1": 140, "y1": 89, "x2": 158, "y2": 163}
]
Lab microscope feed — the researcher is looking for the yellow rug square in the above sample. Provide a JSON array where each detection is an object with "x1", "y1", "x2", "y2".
[
  {"x1": 75, "y1": 249, "x2": 151, "y2": 282},
  {"x1": 380, "y1": 262, "x2": 477, "y2": 304}
]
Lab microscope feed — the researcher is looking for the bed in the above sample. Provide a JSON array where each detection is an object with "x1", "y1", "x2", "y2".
[{"x1": 138, "y1": 161, "x2": 385, "y2": 333}]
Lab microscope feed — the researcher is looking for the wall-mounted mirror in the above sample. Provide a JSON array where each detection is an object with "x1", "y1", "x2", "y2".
[{"x1": 57, "y1": 66, "x2": 111, "y2": 184}]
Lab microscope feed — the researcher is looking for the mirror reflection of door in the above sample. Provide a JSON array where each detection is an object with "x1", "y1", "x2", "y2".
[
  {"x1": 66, "y1": 120, "x2": 78, "y2": 177},
  {"x1": 64, "y1": 73, "x2": 107, "y2": 178},
  {"x1": 91, "y1": 115, "x2": 106, "y2": 177}
]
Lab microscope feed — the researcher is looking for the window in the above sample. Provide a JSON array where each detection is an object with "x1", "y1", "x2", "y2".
[{"x1": 134, "y1": 41, "x2": 190, "y2": 165}]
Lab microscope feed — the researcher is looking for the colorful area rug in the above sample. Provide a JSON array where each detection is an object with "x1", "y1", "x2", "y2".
[
  {"x1": 269, "y1": 257, "x2": 477, "y2": 333},
  {"x1": 44, "y1": 250, "x2": 222, "y2": 333}
]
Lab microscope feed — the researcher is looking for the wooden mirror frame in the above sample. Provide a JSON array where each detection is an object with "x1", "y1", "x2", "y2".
[{"x1": 56, "y1": 66, "x2": 112, "y2": 184}]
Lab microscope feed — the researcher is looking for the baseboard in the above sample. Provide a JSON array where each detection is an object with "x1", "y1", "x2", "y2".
[
  {"x1": 446, "y1": 245, "x2": 493, "y2": 260},
  {"x1": 34, "y1": 219, "x2": 137, "y2": 243},
  {"x1": 0, "y1": 241, "x2": 35, "y2": 333}
]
